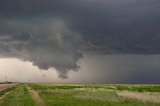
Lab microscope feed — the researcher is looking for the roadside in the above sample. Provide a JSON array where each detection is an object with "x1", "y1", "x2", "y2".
[
  {"x1": 0, "y1": 83, "x2": 17, "y2": 92},
  {"x1": 0, "y1": 83, "x2": 18, "y2": 100}
]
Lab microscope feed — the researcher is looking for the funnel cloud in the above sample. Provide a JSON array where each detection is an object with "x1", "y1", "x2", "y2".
[
  {"x1": 0, "y1": 19, "x2": 84, "y2": 78},
  {"x1": 0, "y1": 0, "x2": 160, "y2": 81}
]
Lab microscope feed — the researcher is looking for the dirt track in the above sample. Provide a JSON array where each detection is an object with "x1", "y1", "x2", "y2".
[
  {"x1": 26, "y1": 85, "x2": 45, "y2": 106},
  {"x1": 0, "y1": 84, "x2": 17, "y2": 92}
]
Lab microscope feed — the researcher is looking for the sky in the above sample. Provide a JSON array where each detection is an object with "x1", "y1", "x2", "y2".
[{"x1": 0, "y1": 0, "x2": 160, "y2": 83}]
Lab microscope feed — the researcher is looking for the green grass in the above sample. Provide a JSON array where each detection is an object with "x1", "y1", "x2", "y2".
[
  {"x1": 0, "y1": 86, "x2": 16, "y2": 97},
  {"x1": 29, "y1": 84, "x2": 160, "y2": 92},
  {"x1": 29, "y1": 84, "x2": 160, "y2": 106},
  {"x1": 1, "y1": 84, "x2": 160, "y2": 106},
  {"x1": 0, "y1": 84, "x2": 37, "y2": 106},
  {"x1": 113, "y1": 85, "x2": 160, "y2": 92}
]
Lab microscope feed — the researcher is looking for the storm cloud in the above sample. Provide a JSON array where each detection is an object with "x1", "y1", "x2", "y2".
[
  {"x1": 0, "y1": 19, "x2": 84, "y2": 78},
  {"x1": 0, "y1": 0, "x2": 160, "y2": 79}
]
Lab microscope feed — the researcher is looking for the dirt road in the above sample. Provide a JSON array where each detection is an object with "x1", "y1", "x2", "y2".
[
  {"x1": 0, "y1": 84, "x2": 17, "y2": 92},
  {"x1": 26, "y1": 85, "x2": 46, "y2": 106}
]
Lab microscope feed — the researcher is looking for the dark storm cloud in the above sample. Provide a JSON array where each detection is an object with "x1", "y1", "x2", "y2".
[
  {"x1": 0, "y1": 0, "x2": 160, "y2": 79},
  {"x1": 1, "y1": 0, "x2": 160, "y2": 54},
  {"x1": 0, "y1": 19, "x2": 84, "y2": 79}
]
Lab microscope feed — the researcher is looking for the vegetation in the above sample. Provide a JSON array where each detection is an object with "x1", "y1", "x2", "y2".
[
  {"x1": 0, "y1": 84, "x2": 37, "y2": 106},
  {"x1": 113, "y1": 85, "x2": 160, "y2": 92},
  {"x1": 1, "y1": 84, "x2": 160, "y2": 106},
  {"x1": 29, "y1": 84, "x2": 160, "y2": 106},
  {"x1": 0, "y1": 86, "x2": 16, "y2": 97},
  {"x1": 29, "y1": 84, "x2": 160, "y2": 92}
]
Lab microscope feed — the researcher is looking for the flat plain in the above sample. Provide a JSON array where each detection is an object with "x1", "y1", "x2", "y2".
[{"x1": 0, "y1": 84, "x2": 160, "y2": 106}]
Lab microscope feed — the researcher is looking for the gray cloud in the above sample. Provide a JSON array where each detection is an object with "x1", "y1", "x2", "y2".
[
  {"x1": 71, "y1": 55, "x2": 160, "y2": 84},
  {"x1": 1, "y1": 0, "x2": 160, "y2": 54},
  {"x1": 0, "y1": 19, "x2": 84, "y2": 79},
  {"x1": 0, "y1": 0, "x2": 160, "y2": 79}
]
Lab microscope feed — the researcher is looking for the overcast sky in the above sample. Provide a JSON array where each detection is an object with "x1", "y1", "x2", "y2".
[{"x1": 0, "y1": 0, "x2": 160, "y2": 83}]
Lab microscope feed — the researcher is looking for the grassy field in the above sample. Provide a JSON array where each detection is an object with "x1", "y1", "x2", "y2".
[
  {"x1": 29, "y1": 84, "x2": 160, "y2": 106},
  {"x1": 1, "y1": 84, "x2": 160, "y2": 106},
  {"x1": 0, "y1": 84, "x2": 37, "y2": 106}
]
